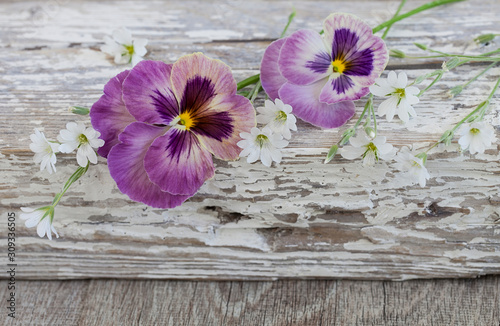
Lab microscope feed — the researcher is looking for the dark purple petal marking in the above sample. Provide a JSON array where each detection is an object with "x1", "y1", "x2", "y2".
[
  {"x1": 107, "y1": 122, "x2": 190, "y2": 209},
  {"x1": 180, "y1": 76, "x2": 216, "y2": 116},
  {"x1": 145, "y1": 127, "x2": 215, "y2": 196},
  {"x1": 344, "y1": 48, "x2": 374, "y2": 77},
  {"x1": 332, "y1": 28, "x2": 359, "y2": 61},
  {"x1": 164, "y1": 128, "x2": 195, "y2": 163},
  {"x1": 151, "y1": 88, "x2": 179, "y2": 124},
  {"x1": 191, "y1": 111, "x2": 233, "y2": 142},
  {"x1": 305, "y1": 51, "x2": 332, "y2": 74},
  {"x1": 176, "y1": 75, "x2": 234, "y2": 141},
  {"x1": 331, "y1": 75, "x2": 354, "y2": 94},
  {"x1": 332, "y1": 28, "x2": 373, "y2": 77}
]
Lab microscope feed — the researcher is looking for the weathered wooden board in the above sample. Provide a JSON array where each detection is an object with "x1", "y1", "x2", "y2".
[
  {"x1": 3, "y1": 277, "x2": 499, "y2": 325},
  {"x1": 1, "y1": 0, "x2": 500, "y2": 280}
]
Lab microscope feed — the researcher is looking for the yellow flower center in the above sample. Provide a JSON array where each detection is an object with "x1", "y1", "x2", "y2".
[
  {"x1": 256, "y1": 134, "x2": 268, "y2": 148},
  {"x1": 124, "y1": 44, "x2": 135, "y2": 55},
  {"x1": 275, "y1": 110, "x2": 287, "y2": 123},
  {"x1": 331, "y1": 59, "x2": 346, "y2": 74},
  {"x1": 177, "y1": 112, "x2": 195, "y2": 130},
  {"x1": 395, "y1": 88, "x2": 406, "y2": 98},
  {"x1": 78, "y1": 133, "x2": 88, "y2": 144},
  {"x1": 470, "y1": 127, "x2": 480, "y2": 135}
]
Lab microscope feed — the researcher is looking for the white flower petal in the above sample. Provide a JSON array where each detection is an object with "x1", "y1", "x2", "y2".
[
  {"x1": 396, "y1": 72, "x2": 408, "y2": 89},
  {"x1": 260, "y1": 148, "x2": 273, "y2": 167},
  {"x1": 387, "y1": 71, "x2": 398, "y2": 87},
  {"x1": 340, "y1": 146, "x2": 366, "y2": 160},
  {"x1": 113, "y1": 28, "x2": 133, "y2": 45}
]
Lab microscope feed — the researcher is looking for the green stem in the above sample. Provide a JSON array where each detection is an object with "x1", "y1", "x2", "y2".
[
  {"x1": 280, "y1": 8, "x2": 297, "y2": 38},
  {"x1": 424, "y1": 47, "x2": 500, "y2": 60},
  {"x1": 52, "y1": 163, "x2": 90, "y2": 208},
  {"x1": 372, "y1": 0, "x2": 465, "y2": 34},
  {"x1": 463, "y1": 62, "x2": 498, "y2": 88},
  {"x1": 427, "y1": 76, "x2": 500, "y2": 153},
  {"x1": 419, "y1": 73, "x2": 442, "y2": 96},
  {"x1": 237, "y1": 74, "x2": 260, "y2": 91},
  {"x1": 250, "y1": 80, "x2": 262, "y2": 103},
  {"x1": 381, "y1": 0, "x2": 407, "y2": 39},
  {"x1": 369, "y1": 96, "x2": 377, "y2": 136}
]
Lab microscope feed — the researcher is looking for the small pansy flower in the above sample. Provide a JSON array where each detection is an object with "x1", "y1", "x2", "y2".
[
  {"x1": 256, "y1": 99, "x2": 297, "y2": 139},
  {"x1": 90, "y1": 53, "x2": 256, "y2": 208},
  {"x1": 395, "y1": 147, "x2": 430, "y2": 187},
  {"x1": 101, "y1": 27, "x2": 148, "y2": 66},
  {"x1": 260, "y1": 13, "x2": 388, "y2": 129},
  {"x1": 20, "y1": 207, "x2": 59, "y2": 240},
  {"x1": 57, "y1": 122, "x2": 105, "y2": 167},
  {"x1": 458, "y1": 121, "x2": 496, "y2": 155},
  {"x1": 370, "y1": 71, "x2": 420, "y2": 123},
  {"x1": 237, "y1": 127, "x2": 289, "y2": 167},
  {"x1": 340, "y1": 133, "x2": 394, "y2": 166},
  {"x1": 29, "y1": 128, "x2": 59, "y2": 174}
]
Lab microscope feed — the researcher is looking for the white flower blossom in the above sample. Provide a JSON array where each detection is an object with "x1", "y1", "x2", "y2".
[
  {"x1": 101, "y1": 27, "x2": 148, "y2": 66},
  {"x1": 29, "y1": 128, "x2": 59, "y2": 174},
  {"x1": 370, "y1": 71, "x2": 420, "y2": 123},
  {"x1": 395, "y1": 147, "x2": 430, "y2": 187},
  {"x1": 256, "y1": 99, "x2": 297, "y2": 139},
  {"x1": 458, "y1": 121, "x2": 496, "y2": 155},
  {"x1": 20, "y1": 207, "x2": 59, "y2": 240},
  {"x1": 57, "y1": 122, "x2": 105, "y2": 167},
  {"x1": 237, "y1": 127, "x2": 288, "y2": 167},
  {"x1": 340, "y1": 133, "x2": 395, "y2": 166}
]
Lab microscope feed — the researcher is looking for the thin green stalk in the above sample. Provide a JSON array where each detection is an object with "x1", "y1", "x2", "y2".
[
  {"x1": 52, "y1": 163, "x2": 89, "y2": 208},
  {"x1": 237, "y1": 74, "x2": 260, "y2": 91},
  {"x1": 426, "y1": 76, "x2": 500, "y2": 153},
  {"x1": 280, "y1": 8, "x2": 297, "y2": 38},
  {"x1": 463, "y1": 62, "x2": 498, "y2": 88},
  {"x1": 381, "y1": 0, "x2": 407, "y2": 39},
  {"x1": 372, "y1": 0, "x2": 465, "y2": 34},
  {"x1": 369, "y1": 96, "x2": 377, "y2": 136},
  {"x1": 423, "y1": 47, "x2": 500, "y2": 60}
]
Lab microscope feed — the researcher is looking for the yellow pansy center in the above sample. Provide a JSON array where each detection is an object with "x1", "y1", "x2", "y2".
[
  {"x1": 177, "y1": 112, "x2": 195, "y2": 130},
  {"x1": 331, "y1": 59, "x2": 346, "y2": 74}
]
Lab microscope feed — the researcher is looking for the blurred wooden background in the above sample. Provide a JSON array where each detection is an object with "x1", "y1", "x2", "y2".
[{"x1": 1, "y1": 0, "x2": 499, "y2": 324}]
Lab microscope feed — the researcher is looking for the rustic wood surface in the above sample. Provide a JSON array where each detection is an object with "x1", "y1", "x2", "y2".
[
  {"x1": 2, "y1": 277, "x2": 499, "y2": 325},
  {"x1": 1, "y1": 0, "x2": 500, "y2": 280}
]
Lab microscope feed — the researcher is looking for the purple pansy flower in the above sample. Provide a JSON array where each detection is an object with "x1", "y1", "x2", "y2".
[
  {"x1": 261, "y1": 13, "x2": 388, "y2": 129},
  {"x1": 91, "y1": 53, "x2": 256, "y2": 208}
]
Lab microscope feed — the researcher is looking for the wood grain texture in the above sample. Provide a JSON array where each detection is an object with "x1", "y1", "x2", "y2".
[
  {"x1": 1, "y1": 0, "x2": 500, "y2": 280},
  {"x1": 2, "y1": 277, "x2": 499, "y2": 325}
]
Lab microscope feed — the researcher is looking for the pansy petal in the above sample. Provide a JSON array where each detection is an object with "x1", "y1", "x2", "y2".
[
  {"x1": 319, "y1": 75, "x2": 370, "y2": 103},
  {"x1": 122, "y1": 60, "x2": 179, "y2": 125},
  {"x1": 90, "y1": 70, "x2": 136, "y2": 158},
  {"x1": 278, "y1": 29, "x2": 331, "y2": 86},
  {"x1": 324, "y1": 13, "x2": 373, "y2": 61},
  {"x1": 145, "y1": 128, "x2": 215, "y2": 196},
  {"x1": 191, "y1": 94, "x2": 256, "y2": 160},
  {"x1": 324, "y1": 13, "x2": 388, "y2": 87},
  {"x1": 260, "y1": 38, "x2": 287, "y2": 100},
  {"x1": 279, "y1": 81, "x2": 355, "y2": 129},
  {"x1": 108, "y1": 122, "x2": 191, "y2": 208},
  {"x1": 170, "y1": 53, "x2": 237, "y2": 104}
]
